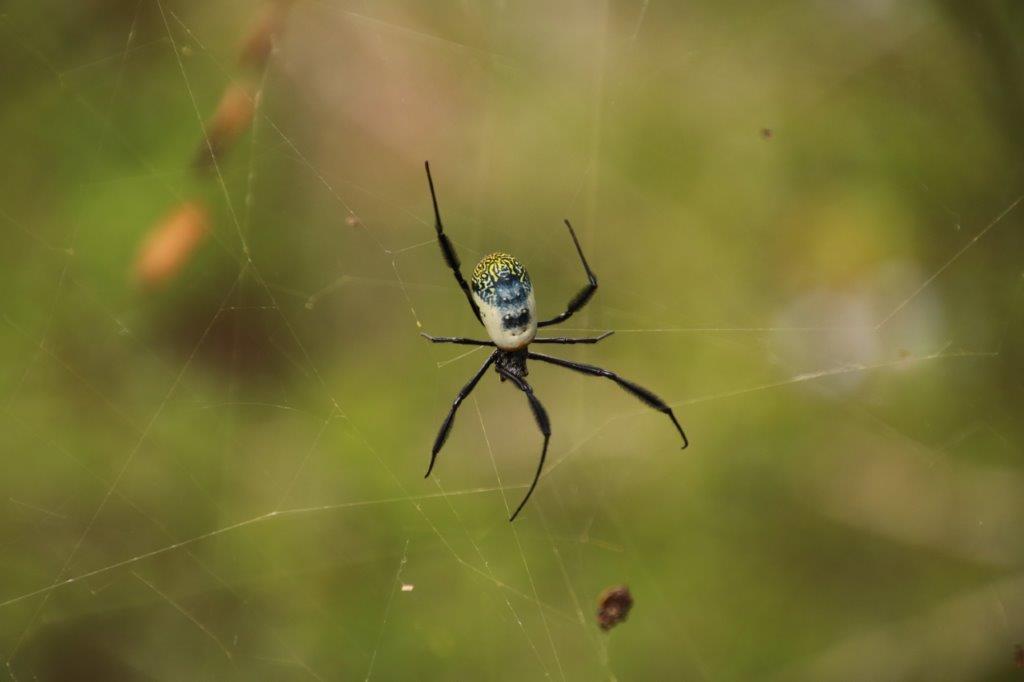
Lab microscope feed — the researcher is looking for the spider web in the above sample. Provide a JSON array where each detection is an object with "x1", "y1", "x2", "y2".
[{"x1": 2, "y1": 1, "x2": 1024, "y2": 680}]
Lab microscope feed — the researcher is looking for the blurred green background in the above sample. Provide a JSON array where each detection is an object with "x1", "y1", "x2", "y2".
[{"x1": 2, "y1": 1, "x2": 1024, "y2": 679}]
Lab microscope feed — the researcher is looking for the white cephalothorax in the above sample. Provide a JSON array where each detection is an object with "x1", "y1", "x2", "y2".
[{"x1": 470, "y1": 252, "x2": 537, "y2": 350}]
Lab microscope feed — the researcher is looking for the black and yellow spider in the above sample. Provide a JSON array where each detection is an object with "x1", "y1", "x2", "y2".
[{"x1": 420, "y1": 162, "x2": 688, "y2": 521}]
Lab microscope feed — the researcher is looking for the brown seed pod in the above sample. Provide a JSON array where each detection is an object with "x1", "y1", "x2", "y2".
[
  {"x1": 238, "y1": 0, "x2": 295, "y2": 71},
  {"x1": 134, "y1": 201, "x2": 210, "y2": 287},
  {"x1": 1015, "y1": 643, "x2": 1024, "y2": 668},
  {"x1": 193, "y1": 82, "x2": 256, "y2": 170},
  {"x1": 596, "y1": 585, "x2": 633, "y2": 631}
]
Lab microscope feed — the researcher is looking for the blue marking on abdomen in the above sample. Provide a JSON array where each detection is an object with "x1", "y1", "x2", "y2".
[
  {"x1": 494, "y1": 276, "x2": 529, "y2": 307},
  {"x1": 475, "y1": 269, "x2": 532, "y2": 306},
  {"x1": 493, "y1": 275, "x2": 532, "y2": 330}
]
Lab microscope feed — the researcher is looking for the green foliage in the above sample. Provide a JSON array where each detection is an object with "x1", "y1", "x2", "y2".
[{"x1": 1, "y1": 1, "x2": 1023, "y2": 679}]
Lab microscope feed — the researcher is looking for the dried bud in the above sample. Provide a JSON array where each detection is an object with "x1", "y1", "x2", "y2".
[
  {"x1": 134, "y1": 201, "x2": 210, "y2": 287},
  {"x1": 194, "y1": 82, "x2": 255, "y2": 170},
  {"x1": 596, "y1": 585, "x2": 633, "y2": 631},
  {"x1": 238, "y1": 0, "x2": 295, "y2": 71}
]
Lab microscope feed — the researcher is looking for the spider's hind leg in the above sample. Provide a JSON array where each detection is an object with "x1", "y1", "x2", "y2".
[
  {"x1": 424, "y1": 162, "x2": 482, "y2": 324},
  {"x1": 537, "y1": 219, "x2": 598, "y2": 328}
]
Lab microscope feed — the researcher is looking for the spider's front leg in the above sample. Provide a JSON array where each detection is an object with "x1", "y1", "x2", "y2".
[
  {"x1": 496, "y1": 367, "x2": 551, "y2": 521},
  {"x1": 529, "y1": 351, "x2": 688, "y2": 448},
  {"x1": 425, "y1": 350, "x2": 498, "y2": 478}
]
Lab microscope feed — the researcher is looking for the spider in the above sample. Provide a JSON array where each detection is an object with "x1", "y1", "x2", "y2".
[{"x1": 420, "y1": 161, "x2": 688, "y2": 521}]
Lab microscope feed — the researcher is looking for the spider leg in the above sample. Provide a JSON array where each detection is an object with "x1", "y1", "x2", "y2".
[
  {"x1": 528, "y1": 352, "x2": 688, "y2": 448},
  {"x1": 496, "y1": 368, "x2": 551, "y2": 521},
  {"x1": 424, "y1": 161, "x2": 482, "y2": 324},
  {"x1": 537, "y1": 219, "x2": 598, "y2": 328},
  {"x1": 532, "y1": 331, "x2": 614, "y2": 344},
  {"x1": 421, "y1": 333, "x2": 495, "y2": 346},
  {"x1": 427, "y1": 349, "x2": 498, "y2": 478}
]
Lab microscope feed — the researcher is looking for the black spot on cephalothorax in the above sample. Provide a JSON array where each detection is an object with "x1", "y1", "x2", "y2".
[{"x1": 501, "y1": 307, "x2": 532, "y2": 331}]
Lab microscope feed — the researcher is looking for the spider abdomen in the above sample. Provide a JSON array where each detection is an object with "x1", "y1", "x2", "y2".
[{"x1": 471, "y1": 252, "x2": 537, "y2": 350}]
